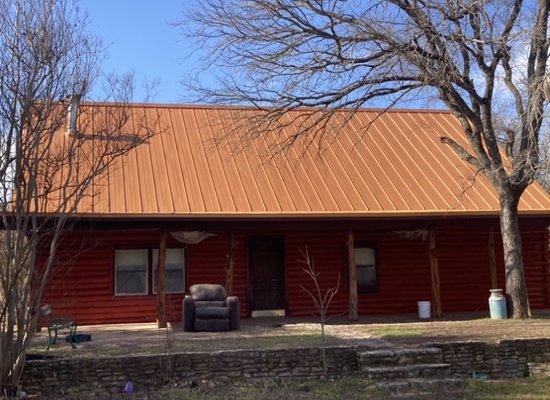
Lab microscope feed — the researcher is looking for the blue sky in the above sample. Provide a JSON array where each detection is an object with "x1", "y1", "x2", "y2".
[
  {"x1": 80, "y1": 0, "x2": 442, "y2": 109},
  {"x1": 82, "y1": 0, "x2": 197, "y2": 103}
]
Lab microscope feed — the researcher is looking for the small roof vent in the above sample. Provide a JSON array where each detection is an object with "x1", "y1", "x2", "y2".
[{"x1": 66, "y1": 95, "x2": 80, "y2": 136}]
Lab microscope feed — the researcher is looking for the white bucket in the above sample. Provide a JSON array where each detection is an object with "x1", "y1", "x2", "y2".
[{"x1": 417, "y1": 301, "x2": 431, "y2": 319}]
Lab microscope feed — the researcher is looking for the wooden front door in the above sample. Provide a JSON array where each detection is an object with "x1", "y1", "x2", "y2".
[{"x1": 249, "y1": 237, "x2": 285, "y2": 311}]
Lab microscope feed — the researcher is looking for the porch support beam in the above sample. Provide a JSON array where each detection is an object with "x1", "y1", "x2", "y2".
[
  {"x1": 428, "y1": 229, "x2": 443, "y2": 318},
  {"x1": 226, "y1": 229, "x2": 235, "y2": 296},
  {"x1": 156, "y1": 228, "x2": 168, "y2": 328},
  {"x1": 488, "y1": 226, "x2": 498, "y2": 289},
  {"x1": 347, "y1": 229, "x2": 358, "y2": 321}
]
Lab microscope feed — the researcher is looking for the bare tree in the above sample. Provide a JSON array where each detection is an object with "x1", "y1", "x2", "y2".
[
  {"x1": 0, "y1": 0, "x2": 153, "y2": 395},
  {"x1": 299, "y1": 248, "x2": 340, "y2": 379},
  {"x1": 183, "y1": 0, "x2": 549, "y2": 318}
]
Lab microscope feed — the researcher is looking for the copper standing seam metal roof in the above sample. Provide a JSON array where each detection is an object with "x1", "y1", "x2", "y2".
[{"x1": 46, "y1": 104, "x2": 550, "y2": 218}]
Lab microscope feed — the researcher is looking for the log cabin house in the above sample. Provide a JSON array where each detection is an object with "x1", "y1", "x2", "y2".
[{"x1": 41, "y1": 104, "x2": 550, "y2": 325}]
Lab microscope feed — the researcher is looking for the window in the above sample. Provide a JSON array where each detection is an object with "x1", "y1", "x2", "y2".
[
  {"x1": 152, "y1": 248, "x2": 185, "y2": 293},
  {"x1": 115, "y1": 249, "x2": 148, "y2": 295},
  {"x1": 114, "y1": 248, "x2": 185, "y2": 296},
  {"x1": 354, "y1": 247, "x2": 377, "y2": 293}
]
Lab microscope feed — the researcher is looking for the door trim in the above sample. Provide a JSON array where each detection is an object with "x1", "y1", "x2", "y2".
[{"x1": 246, "y1": 236, "x2": 286, "y2": 316}]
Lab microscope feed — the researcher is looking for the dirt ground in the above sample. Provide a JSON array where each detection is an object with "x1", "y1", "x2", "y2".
[{"x1": 30, "y1": 311, "x2": 550, "y2": 359}]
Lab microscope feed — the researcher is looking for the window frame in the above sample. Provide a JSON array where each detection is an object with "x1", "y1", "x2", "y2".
[
  {"x1": 114, "y1": 249, "x2": 150, "y2": 296},
  {"x1": 152, "y1": 248, "x2": 186, "y2": 294},
  {"x1": 354, "y1": 243, "x2": 379, "y2": 294},
  {"x1": 112, "y1": 247, "x2": 186, "y2": 297}
]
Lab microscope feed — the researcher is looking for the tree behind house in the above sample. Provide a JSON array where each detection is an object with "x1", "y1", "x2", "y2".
[
  {"x1": 184, "y1": 0, "x2": 549, "y2": 318},
  {"x1": 0, "y1": 0, "x2": 153, "y2": 395}
]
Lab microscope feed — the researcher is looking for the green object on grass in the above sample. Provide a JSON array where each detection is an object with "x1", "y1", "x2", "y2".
[{"x1": 472, "y1": 371, "x2": 489, "y2": 380}]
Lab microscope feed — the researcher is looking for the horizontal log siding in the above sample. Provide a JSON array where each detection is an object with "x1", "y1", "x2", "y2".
[
  {"x1": 522, "y1": 229, "x2": 550, "y2": 308},
  {"x1": 284, "y1": 230, "x2": 349, "y2": 317},
  {"x1": 284, "y1": 230, "x2": 433, "y2": 316},
  {"x1": 42, "y1": 220, "x2": 549, "y2": 325},
  {"x1": 42, "y1": 230, "x2": 249, "y2": 325},
  {"x1": 436, "y1": 227, "x2": 493, "y2": 312},
  {"x1": 186, "y1": 232, "x2": 248, "y2": 317}
]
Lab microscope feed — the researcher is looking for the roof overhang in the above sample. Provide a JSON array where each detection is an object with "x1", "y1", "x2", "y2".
[{"x1": 27, "y1": 209, "x2": 550, "y2": 221}]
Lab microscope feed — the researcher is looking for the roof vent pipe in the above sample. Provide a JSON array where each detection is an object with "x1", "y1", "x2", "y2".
[{"x1": 67, "y1": 95, "x2": 80, "y2": 136}]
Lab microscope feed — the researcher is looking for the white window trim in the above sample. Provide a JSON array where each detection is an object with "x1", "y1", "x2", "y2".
[{"x1": 114, "y1": 249, "x2": 149, "y2": 296}]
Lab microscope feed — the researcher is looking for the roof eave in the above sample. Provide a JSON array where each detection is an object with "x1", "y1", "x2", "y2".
[{"x1": 31, "y1": 209, "x2": 550, "y2": 221}]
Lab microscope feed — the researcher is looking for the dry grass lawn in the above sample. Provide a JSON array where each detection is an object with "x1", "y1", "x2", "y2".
[
  {"x1": 59, "y1": 376, "x2": 550, "y2": 400},
  {"x1": 30, "y1": 311, "x2": 550, "y2": 359}
]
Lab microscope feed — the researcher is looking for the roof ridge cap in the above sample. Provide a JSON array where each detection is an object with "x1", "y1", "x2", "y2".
[{"x1": 77, "y1": 101, "x2": 453, "y2": 114}]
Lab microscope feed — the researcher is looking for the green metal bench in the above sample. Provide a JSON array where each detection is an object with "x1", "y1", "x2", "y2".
[{"x1": 46, "y1": 316, "x2": 77, "y2": 350}]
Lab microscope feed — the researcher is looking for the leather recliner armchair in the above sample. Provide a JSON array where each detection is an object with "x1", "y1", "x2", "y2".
[{"x1": 183, "y1": 284, "x2": 240, "y2": 332}]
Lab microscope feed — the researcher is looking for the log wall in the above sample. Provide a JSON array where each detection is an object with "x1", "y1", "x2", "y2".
[{"x1": 41, "y1": 218, "x2": 549, "y2": 325}]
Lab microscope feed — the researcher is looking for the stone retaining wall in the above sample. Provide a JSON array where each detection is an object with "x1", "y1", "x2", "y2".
[
  {"x1": 528, "y1": 362, "x2": 550, "y2": 377},
  {"x1": 21, "y1": 346, "x2": 360, "y2": 397},
  {"x1": 427, "y1": 338, "x2": 550, "y2": 378},
  {"x1": 21, "y1": 338, "x2": 550, "y2": 397}
]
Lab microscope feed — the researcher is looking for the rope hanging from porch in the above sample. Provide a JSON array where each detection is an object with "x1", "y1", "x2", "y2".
[{"x1": 170, "y1": 231, "x2": 216, "y2": 244}]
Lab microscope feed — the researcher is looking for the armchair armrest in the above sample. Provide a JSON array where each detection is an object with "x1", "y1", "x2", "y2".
[
  {"x1": 226, "y1": 296, "x2": 240, "y2": 330},
  {"x1": 182, "y1": 295, "x2": 196, "y2": 332}
]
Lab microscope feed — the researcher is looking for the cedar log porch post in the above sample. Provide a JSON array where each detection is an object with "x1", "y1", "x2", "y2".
[
  {"x1": 226, "y1": 229, "x2": 235, "y2": 296},
  {"x1": 156, "y1": 228, "x2": 168, "y2": 328},
  {"x1": 488, "y1": 226, "x2": 498, "y2": 289},
  {"x1": 347, "y1": 229, "x2": 358, "y2": 321},
  {"x1": 428, "y1": 229, "x2": 443, "y2": 318}
]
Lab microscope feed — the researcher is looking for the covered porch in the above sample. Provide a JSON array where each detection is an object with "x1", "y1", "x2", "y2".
[{"x1": 41, "y1": 217, "x2": 549, "y2": 326}]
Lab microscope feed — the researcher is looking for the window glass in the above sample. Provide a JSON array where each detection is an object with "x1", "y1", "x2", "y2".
[
  {"x1": 357, "y1": 264, "x2": 376, "y2": 283},
  {"x1": 115, "y1": 249, "x2": 148, "y2": 295},
  {"x1": 153, "y1": 248, "x2": 185, "y2": 293},
  {"x1": 354, "y1": 247, "x2": 377, "y2": 292}
]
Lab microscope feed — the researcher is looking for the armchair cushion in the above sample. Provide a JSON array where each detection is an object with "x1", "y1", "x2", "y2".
[
  {"x1": 195, "y1": 300, "x2": 225, "y2": 308},
  {"x1": 195, "y1": 306, "x2": 229, "y2": 319}
]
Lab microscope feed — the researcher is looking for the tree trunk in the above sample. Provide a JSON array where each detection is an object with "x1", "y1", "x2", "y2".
[{"x1": 500, "y1": 200, "x2": 530, "y2": 319}]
